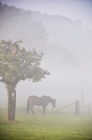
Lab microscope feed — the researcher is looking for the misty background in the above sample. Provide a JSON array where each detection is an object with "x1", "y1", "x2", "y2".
[{"x1": 0, "y1": 0, "x2": 92, "y2": 108}]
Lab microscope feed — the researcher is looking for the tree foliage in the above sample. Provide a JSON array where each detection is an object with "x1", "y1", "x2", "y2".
[{"x1": 0, "y1": 40, "x2": 50, "y2": 85}]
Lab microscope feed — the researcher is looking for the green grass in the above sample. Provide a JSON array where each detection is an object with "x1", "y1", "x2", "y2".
[{"x1": 0, "y1": 108, "x2": 92, "y2": 140}]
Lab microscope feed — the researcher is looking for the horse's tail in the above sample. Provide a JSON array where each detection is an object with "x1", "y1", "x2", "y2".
[{"x1": 26, "y1": 97, "x2": 30, "y2": 114}]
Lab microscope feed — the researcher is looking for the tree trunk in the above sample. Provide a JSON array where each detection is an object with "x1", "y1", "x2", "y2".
[{"x1": 7, "y1": 84, "x2": 16, "y2": 120}]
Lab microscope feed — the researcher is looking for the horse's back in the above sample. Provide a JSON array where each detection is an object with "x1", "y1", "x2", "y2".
[{"x1": 28, "y1": 95, "x2": 53, "y2": 106}]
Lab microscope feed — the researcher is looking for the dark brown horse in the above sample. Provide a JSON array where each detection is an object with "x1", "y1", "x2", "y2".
[{"x1": 26, "y1": 95, "x2": 56, "y2": 116}]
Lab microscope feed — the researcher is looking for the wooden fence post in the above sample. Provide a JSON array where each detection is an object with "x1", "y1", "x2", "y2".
[
  {"x1": 13, "y1": 90, "x2": 16, "y2": 120},
  {"x1": 75, "y1": 100, "x2": 80, "y2": 115},
  {"x1": 88, "y1": 102, "x2": 90, "y2": 116}
]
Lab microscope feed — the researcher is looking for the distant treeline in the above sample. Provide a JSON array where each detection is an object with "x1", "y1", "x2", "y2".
[
  {"x1": 0, "y1": 2, "x2": 47, "y2": 50},
  {"x1": 0, "y1": 2, "x2": 92, "y2": 66}
]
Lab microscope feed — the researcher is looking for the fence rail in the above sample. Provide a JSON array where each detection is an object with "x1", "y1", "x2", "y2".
[{"x1": 55, "y1": 100, "x2": 80, "y2": 115}]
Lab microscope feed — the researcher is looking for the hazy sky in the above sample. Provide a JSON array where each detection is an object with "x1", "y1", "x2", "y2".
[{"x1": 0, "y1": 0, "x2": 92, "y2": 31}]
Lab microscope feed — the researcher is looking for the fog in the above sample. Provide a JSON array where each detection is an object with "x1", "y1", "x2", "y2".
[{"x1": 0, "y1": 0, "x2": 92, "y2": 109}]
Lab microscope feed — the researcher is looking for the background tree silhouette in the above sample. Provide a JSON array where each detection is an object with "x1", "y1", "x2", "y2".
[{"x1": 0, "y1": 3, "x2": 48, "y2": 50}]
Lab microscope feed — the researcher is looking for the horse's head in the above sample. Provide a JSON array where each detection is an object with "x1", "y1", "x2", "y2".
[{"x1": 52, "y1": 99, "x2": 56, "y2": 108}]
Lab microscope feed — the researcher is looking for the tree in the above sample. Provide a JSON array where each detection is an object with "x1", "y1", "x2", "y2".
[{"x1": 0, "y1": 40, "x2": 50, "y2": 120}]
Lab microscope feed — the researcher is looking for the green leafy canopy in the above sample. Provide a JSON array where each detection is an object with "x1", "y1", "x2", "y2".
[{"x1": 0, "y1": 40, "x2": 50, "y2": 85}]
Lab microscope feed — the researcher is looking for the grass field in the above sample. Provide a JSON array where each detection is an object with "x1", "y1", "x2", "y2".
[{"x1": 0, "y1": 107, "x2": 92, "y2": 140}]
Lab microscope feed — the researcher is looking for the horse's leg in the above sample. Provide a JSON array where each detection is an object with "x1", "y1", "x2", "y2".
[
  {"x1": 43, "y1": 106, "x2": 46, "y2": 116},
  {"x1": 30, "y1": 105, "x2": 34, "y2": 115}
]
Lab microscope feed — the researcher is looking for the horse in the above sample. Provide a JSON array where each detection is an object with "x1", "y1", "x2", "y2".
[{"x1": 26, "y1": 95, "x2": 56, "y2": 116}]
